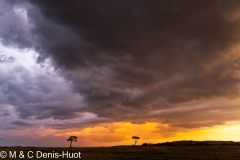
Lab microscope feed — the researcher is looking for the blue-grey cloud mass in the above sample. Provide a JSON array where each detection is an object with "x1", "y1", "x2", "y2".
[{"x1": 1, "y1": 0, "x2": 240, "y2": 146}]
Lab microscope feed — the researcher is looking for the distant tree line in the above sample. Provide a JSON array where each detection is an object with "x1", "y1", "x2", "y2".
[{"x1": 141, "y1": 141, "x2": 240, "y2": 146}]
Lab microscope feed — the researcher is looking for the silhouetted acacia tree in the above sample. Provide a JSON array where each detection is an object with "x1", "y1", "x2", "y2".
[
  {"x1": 67, "y1": 136, "x2": 77, "y2": 147},
  {"x1": 132, "y1": 136, "x2": 140, "y2": 146}
]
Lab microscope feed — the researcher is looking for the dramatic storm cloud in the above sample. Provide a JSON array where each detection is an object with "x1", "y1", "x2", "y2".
[{"x1": 1, "y1": 0, "x2": 240, "y2": 146}]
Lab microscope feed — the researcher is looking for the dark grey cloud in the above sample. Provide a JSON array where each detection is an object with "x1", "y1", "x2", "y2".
[
  {"x1": 0, "y1": 63, "x2": 85, "y2": 120},
  {"x1": 91, "y1": 89, "x2": 110, "y2": 97},
  {"x1": 0, "y1": 135, "x2": 67, "y2": 147},
  {"x1": 3, "y1": 113, "x2": 10, "y2": 116},
  {"x1": 1, "y1": 0, "x2": 240, "y2": 130},
  {"x1": 0, "y1": 55, "x2": 15, "y2": 63},
  {"x1": 0, "y1": 0, "x2": 33, "y2": 49},
  {"x1": 11, "y1": 120, "x2": 33, "y2": 126}
]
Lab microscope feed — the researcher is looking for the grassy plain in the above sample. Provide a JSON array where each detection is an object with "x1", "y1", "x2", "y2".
[{"x1": 1, "y1": 146, "x2": 240, "y2": 160}]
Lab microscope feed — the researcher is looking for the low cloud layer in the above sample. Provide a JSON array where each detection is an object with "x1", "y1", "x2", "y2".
[{"x1": 1, "y1": 0, "x2": 240, "y2": 146}]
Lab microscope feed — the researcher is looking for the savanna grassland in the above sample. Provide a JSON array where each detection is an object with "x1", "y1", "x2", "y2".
[{"x1": 1, "y1": 146, "x2": 240, "y2": 160}]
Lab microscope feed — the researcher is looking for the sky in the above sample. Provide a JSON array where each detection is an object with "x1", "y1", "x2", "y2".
[{"x1": 1, "y1": 0, "x2": 240, "y2": 147}]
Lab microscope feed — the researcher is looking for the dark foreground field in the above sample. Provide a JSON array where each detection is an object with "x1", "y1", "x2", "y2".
[{"x1": 1, "y1": 146, "x2": 240, "y2": 160}]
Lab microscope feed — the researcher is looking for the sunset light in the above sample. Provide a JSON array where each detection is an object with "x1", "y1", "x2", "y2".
[{"x1": 1, "y1": 1, "x2": 240, "y2": 152}]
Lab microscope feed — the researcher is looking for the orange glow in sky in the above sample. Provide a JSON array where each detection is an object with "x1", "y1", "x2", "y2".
[{"x1": 40, "y1": 121, "x2": 240, "y2": 147}]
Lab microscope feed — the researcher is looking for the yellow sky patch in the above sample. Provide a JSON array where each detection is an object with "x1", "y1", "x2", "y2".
[{"x1": 46, "y1": 121, "x2": 240, "y2": 146}]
